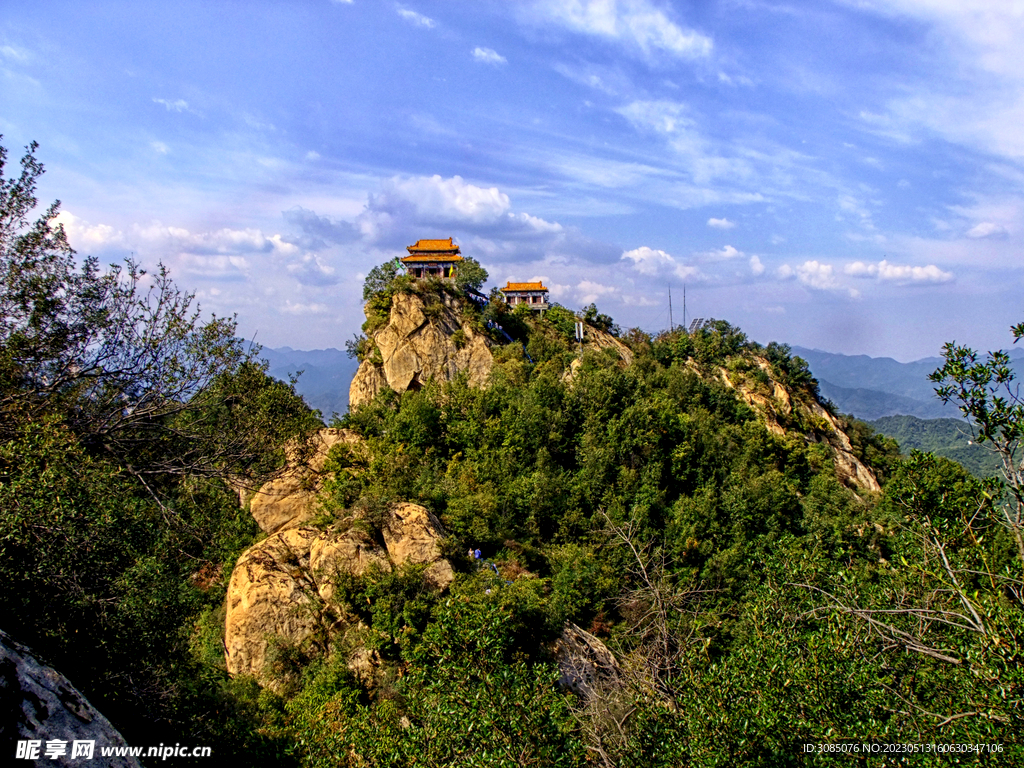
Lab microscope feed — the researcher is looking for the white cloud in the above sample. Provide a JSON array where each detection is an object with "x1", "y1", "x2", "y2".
[
  {"x1": 965, "y1": 221, "x2": 1009, "y2": 239},
  {"x1": 281, "y1": 301, "x2": 329, "y2": 315},
  {"x1": 305, "y1": 150, "x2": 321, "y2": 161},
  {"x1": 153, "y1": 98, "x2": 190, "y2": 113},
  {"x1": 371, "y1": 175, "x2": 511, "y2": 224},
  {"x1": 848, "y1": 1, "x2": 1024, "y2": 160},
  {"x1": 531, "y1": 0, "x2": 712, "y2": 60},
  {"x1": 53, "y1": 211, "x2": 125, "y2": 250},
  {"x1": 577, "y1": 279, "x2": 617, "y2": 303},
  {"x1": 616, "y1": 100, "x2": 752, "y2": 183},
  {"x1": 151, "y1": 141, "x2": 170, "y2": 155},
  {"x1": 133, "y1": 224, "x2": 300, "y2": 257},
  {"x1": 621, "y1": 245, "x2": 697, "y2": 280},
  {"x1": 357, "y1": 175, "x2": 563, "y2": 244},
  {"x1": 780, "y1": 260, "x2": 841, "y2": 291},
  {"x1": 178, "y1": 254, "x2": 250, "y2": 280},
  {"x1": 618, "y1": 99, "x2": 693, "y2": 136},
  {"x1": 844, "y1": 259, "x2": 953, "y2": 284},
  {"x1": 701, "y1": 245, "x2": 742, "y2": 260},
  {"x1": 472, "y1": 47, "x2": 507, "y2": 65},
  {"x1": 707, "y1": 217, "x2": 735, "y2": 229},
  {"x1": 397, "y1": 8, "x2": 436, "y2": 28},
  {"x1": 286, "y1": 254, "x2": 340, "y2": 286},
  {"x1": 749, "y1": 255, "x2": 765, "y2": 275}
]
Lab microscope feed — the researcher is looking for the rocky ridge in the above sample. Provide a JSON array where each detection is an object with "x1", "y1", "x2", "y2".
[
  {"x1": 350, "y1": 291, "x2": 494, "y2": 408},
  {"x1": 227, "y1": 427, "x2": 454, "y2": 688},
  {"x1": 718, "y1": 357, "x2": 881, "y2": 493}
]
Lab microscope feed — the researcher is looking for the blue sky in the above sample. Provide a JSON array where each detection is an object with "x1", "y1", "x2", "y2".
[{"x1": 3, "y1": 0, "x2": 1022, "y2": 360}]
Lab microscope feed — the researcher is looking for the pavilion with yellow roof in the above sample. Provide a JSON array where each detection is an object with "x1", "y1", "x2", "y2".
[
  {"x1": 500, "y1": 280, "x2": 549, "y2": 310},
  {"x1": 401, "y1": 238, "x2": 464, "y2": 279}
]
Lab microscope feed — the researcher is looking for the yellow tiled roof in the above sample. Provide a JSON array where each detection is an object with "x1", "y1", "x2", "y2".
[
  {"x1": 400, "y1": 253, "x2": 465, "y2": 263},
  {"x1": 501, "y1": 281, "x2": 548, "y2": 292},
  {"x1": 407, "y1": 238, "x2": 460, "y2": 253}
]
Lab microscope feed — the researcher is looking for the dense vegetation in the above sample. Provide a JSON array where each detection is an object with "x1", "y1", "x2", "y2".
[
  {"x1": 0, "y1": 140, "x2": 323, "y2": 758},
  {"x1": 870, "y1": 414, "x2": 1006, "y2": 479},
  {"x1": 280, "y1": 300, "x2": 1019, "y2": 766},
  {"x1": 3, "y1": 142, "x2": 1022, "y2": 765}
]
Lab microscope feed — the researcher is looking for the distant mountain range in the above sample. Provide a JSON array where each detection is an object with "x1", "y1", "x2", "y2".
[
  {"x1": 257, "y1": 341, "x2": 1024, "y2": 430},
  {"x1": 260, "y1": 346, "x2": 360, "y2": 420},
  {"x1": 792, "y1": 345, "x2": 1024, "y2": 422}
]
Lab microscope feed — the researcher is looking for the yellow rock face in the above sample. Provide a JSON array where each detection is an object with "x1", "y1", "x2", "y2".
[{"x1": 349, "y1": 291, "x2": 494, "y2": 408}]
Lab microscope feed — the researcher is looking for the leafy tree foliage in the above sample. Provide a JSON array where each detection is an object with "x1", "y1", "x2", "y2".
[
  {"x1": 930, "y1": 323, "x2": 1024, "y2": 564},
  {"x1": 0, "y1": 138, "x2": 320, "y2": 759},
  {"x1": 361, "y1": 258, "x2": 403, "y2": 301},
  {"x1": 453, "y1": 254, "x2": 488, "y2": 292}
]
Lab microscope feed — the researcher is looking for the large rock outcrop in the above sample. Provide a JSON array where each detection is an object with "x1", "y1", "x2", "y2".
[
  {"x1": 0, "y1": 630, "x2": 142, "y2": 767},
  {"x1": 719, "y1": 357, "x2": 881, "y2": 493},
  {"x1": 249, "y1": 428, "x2": 362, "y2": 534},
  {"x1": 225, "y1": 503, "x2": 454, "y2": 686},
  {"x1": 350, "y1": 291, "x2": 494, "y2": 408},
  {"x1": 554, "y1": 623, "x2": 621, "y2": 701}
]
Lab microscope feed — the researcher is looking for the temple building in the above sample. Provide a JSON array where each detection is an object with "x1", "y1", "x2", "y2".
[
  {"x1": 500, "y1": 281, "x2": 549, "y2": 310},
  {"x1": 401, "y1": 238, "x2": 464, "y2": 279}
]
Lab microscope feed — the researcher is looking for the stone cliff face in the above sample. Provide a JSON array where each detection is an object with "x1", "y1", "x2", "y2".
[
  {"x1": 350, "y1": 291, "x2": 494, "y2": 409},
  {"x1": 718, "y1": 357, "x2": 881, "y2": 493},
  {"x1": 249, "y1": 428, "x2": 362, "y2": 535},
  {"x1": 228, "y1": 427, "x2": 454, "y2": 688},
  {"x1": 0, "y1": 630, "x2": 142, "y2": 767}
]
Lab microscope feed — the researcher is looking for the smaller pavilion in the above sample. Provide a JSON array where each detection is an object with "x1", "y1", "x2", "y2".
[
  {"x1": 500, "y1": 281, "x2": 549, "y2": 310},
  {"x1": 401, "y1": 238, "x2": 464, "y2": 279}
]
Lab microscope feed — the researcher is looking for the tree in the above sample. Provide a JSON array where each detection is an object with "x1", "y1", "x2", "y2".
[
  {"x1": 929, "y1": 322, "x2": 1024, "y2": 566},
  {"x1": 362, "y1": 258, "x2": 402, "y2": 301},
  {"x1": 582, "y1": 303, "x2": 619, "y2": 336},
  {"x1": 453, "y1": 254, "x2": 487, "y2": 293},
  {"x1": 0, "y1": 138, "x2": 318, "y2": 484}
]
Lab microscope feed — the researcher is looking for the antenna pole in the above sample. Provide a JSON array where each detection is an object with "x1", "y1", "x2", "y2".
[{"x1": 668, "y1": 285, "x2": 674, "y2": 332}]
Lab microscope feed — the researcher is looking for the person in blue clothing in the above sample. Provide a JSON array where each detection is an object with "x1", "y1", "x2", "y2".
[{"x1": 474, "y1": 548, "x2": 482, "y2": 560}]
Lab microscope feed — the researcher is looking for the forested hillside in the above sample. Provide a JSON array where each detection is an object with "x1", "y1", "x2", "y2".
[
  {"x1": 869, "y1": 415, "x2": 1006, "y2": 479},
  {"x1": 3, "y1": 142, "x2": 1021, "y2": 766}
]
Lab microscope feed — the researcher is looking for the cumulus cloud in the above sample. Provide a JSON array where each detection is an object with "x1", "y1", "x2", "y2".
[
  {"x1": 844, "y1": 259, "x2": 953, "y2": 284},
  {"x1": 358, "y1": 174, "x2": 562, "y2": 244},
  {"x1": 779, "y1": 260, "x2": 841, "y2": 291},
  {"x1": 133, "y1": 223, "x2": 299, "y2": 257},
  {"x1": 531, "y1": 0, "x2": 712, "y2": 60},
  {"x1": 965, "y1": 221, "x2": 1010, "y2": 239},
  {"x1": 472, "y1": 47, "x2": 507, "y2": 65},
  {"x1": 621, "y1": 245, "x2": 697, "y2": 280},
  {"x1": 700, "y1": 245, "x2": 742, "y2": 260},
  {"x1": 707, "y1": 217, "x2": 735, "y2": 229},
  {"x1": 371, "y1": 175, "x2": 511, "y2": 224},
  {"x1": 286, "y1": 254, "x2": 340, "y2": 286},
  {"x1": 283, "y1": 206, "x2": 359, "y2": 247},
  {"x1": 577, "y1": 279, "x2": 617, "y2": 303},
  {"x1": 397, "y1": 8, "x2": 436, "y2": 28},
  {"x1": 749, "y1": 255, "x2": 764, "y2": 275},
  {"x1": 54, "y1": 211, "x2": 300, "y2": 264},
  {"x1": 53, "y1": 211, "x2": 126, "y2": 250}
]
